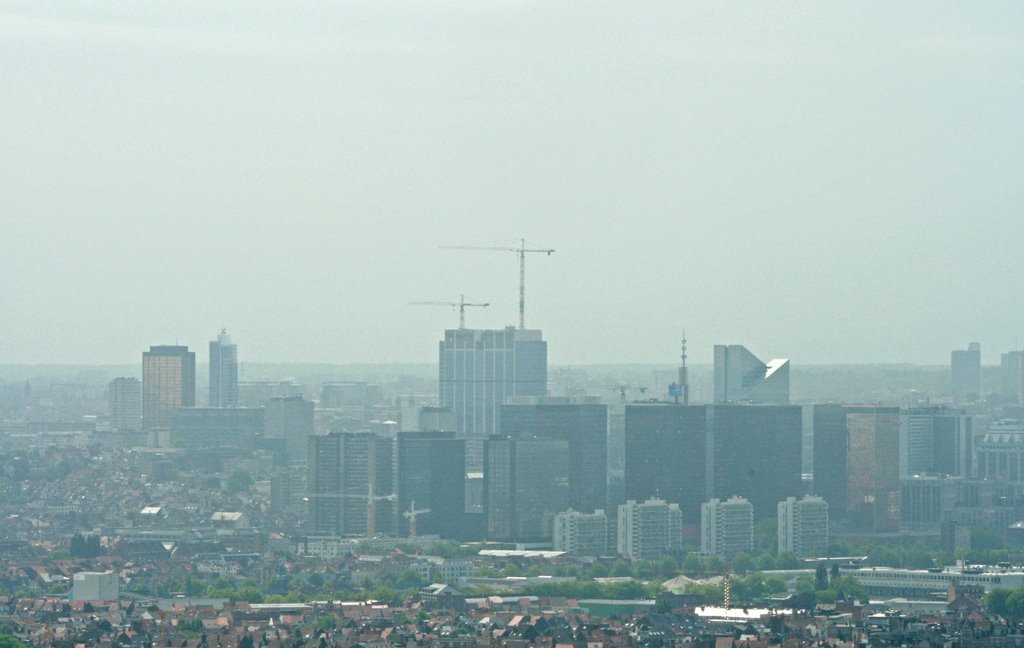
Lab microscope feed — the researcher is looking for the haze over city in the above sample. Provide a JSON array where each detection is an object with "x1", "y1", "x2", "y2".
[{"x1": 3, "y1": 3, "x2": 1023, "y2": 366}]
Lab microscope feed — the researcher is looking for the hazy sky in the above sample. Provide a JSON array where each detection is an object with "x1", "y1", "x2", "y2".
[{"x1": 2, "y1": 2, "x2": 1023, "y2": 366}]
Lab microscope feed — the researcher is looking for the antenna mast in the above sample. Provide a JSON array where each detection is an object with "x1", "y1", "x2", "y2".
[{"x1": 679, "y1": 332, "x2": 689, "y2": 405}]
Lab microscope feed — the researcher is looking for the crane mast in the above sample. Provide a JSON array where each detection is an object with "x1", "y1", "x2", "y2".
[
  {"x1": 441, "y1": 238, "x2": 554, "y2": 329},
  {"x1": 409, "y1": 295, "x2": 489, "y2": 329}
]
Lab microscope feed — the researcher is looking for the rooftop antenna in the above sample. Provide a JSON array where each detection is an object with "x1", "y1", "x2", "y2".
[
  {"x1": 680, "y1": 332, "x2": 689, "y2": 405},
  {"x1": 441, "y1": 238, "x2": 555, "y2": 329}
]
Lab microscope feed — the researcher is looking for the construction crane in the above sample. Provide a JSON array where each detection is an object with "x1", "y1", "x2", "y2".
[
  {"x1": 365, "y1": 482, "x2": 397, "y2": 538},
  {"x1": 441, "y1": 238, "x2": 555, "y2": 329},
  {"x1": 403, "y1": 500, "x2": 431, "y2": 540},
  {"x1": 409, "y1": 294, "x2": 489, "y2": 329}
]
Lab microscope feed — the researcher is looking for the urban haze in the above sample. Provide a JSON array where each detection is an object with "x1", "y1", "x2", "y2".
[{"x1": 3, "y1": 4, "x2": 1024, "y2": 648}]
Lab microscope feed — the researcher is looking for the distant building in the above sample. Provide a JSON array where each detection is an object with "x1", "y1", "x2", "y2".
[
  {"x1": 499, "y1": 399, "x2": 608, "y2": 514},
  {"x1": 397, "y1": 431, "x2": 466, "y2": 539},
  {"x1": 307, "y1": 431, "x2": 397, "y2": 537},
  {"x1": 71, "y1": 571, "x2": 119, "y2": 601},
  {"x1": 846, "y1": 405, "x2": 901, "y2": 532},
  {"x1": 209, "y1": 329, "x2": 238, "y2": 408},
  {"x1": 439, "y1": 326, "x2": 547, "y2": 471},
  {"x1": 624, "y1": 404, "x2": 802, "y2": 523},
  {"x1": 108, "y1": 377, "x2": 141, "y2": 431},
  {"x1": 1001, "y1": 351, "x2": 1024, "y2": 405},
  {"x1": 777, "y1": 495, "x2": 828, "y2": 558},
  {"x1": 951, "y1": 342, "x2": 981, "y2": 401},
  {"x1": 401, "y1": 405, "x2": 456, "y2": 433},
  {"x1": 701, "y1": 496, "x2": 753, "y2": 560},
  {"x1": 553, "y1": 509, "x2": 609, "y2": 556},
  {"x1": 484, "y1": 436, "x2": 568, "y2": 543},
  {"x1": 170, "y1": 407, "x2": 264, "y2": 454},
  {"x1": 264, "y1": 396, "x2": 314, "y2": 465},
  {"x1": 237, "y1": 381, "x2": 303, "y2": 408},
  {"x1": 618, "y1": 498, "x2": 683, "y2": 560},
  {"x1": 899, "y1": 406, "x2": 971, "y2": 478},
  {"x1": 900, "y1": 475, "x2": 959, "y2": 530},
  {"x1": 320, "y1": 382, "x2": 384, "y2": 408},
  {"x1": 142, "y1": 345, "x2": 196, "y2": 430},
  {"x1": 713, "y1": 345, "x2": 789, "y2": 404},
  {"x1": 806, "y1": 404, "x2": 848, "y2": 514}
]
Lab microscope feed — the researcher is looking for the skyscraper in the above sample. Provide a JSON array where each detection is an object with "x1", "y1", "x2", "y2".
[
  {"x1": 484, "y1": 436, "x2": 568, "y2": 542},
  {"x1": 807, "y1": 404, "x2": 849, "y2": 515},
  {"x1": 498, "y1": 399, "x2": 607, "y2": 514},
  {"x1": 777, "y1": 495, "x2": 828, "y2": 558},
  {"x1": 209, "y1": 329, "x2": 238, "y2": 408},
  {"x1": 264, "y1": 396, "x2": 315, "y2": 465},
  {"x1": 701, "y1": 496, "x2": 753, "y2": 559},
  {"x1": 142, "y1": 345, "x2": 196, "y2": 430},
  {"x1": 624, "y1": 403, "x2": 802, "y2": 523},
  {"x1": 624, "y1": 404, "x2": 708, "y2": 523},
  {"x1": 951, "y1": 342, "x2": 981, "y2": 402},
  {"x1": 307, "y1": 431, "x2": 397, "y2": 537},
  {"x1": 397, "y1": 431, "x2": 466, "y2": 539},
  {"x1": 899, "y1": 406, "x2": 970, "y2": 478},
  {"x1": 108, "y1": 377, "x2": 141, "y2": 431},
  {"x1": 846, "y1": 405, "x2": 900, "y2": 532},
  {"x1": 713, "y1": 344, "x2": 790, "y2": 404},
  {"x1": 439, "y1": 326, "x2": 547, "y2": 470}
]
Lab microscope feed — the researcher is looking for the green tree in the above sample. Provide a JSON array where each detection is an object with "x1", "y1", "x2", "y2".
[
  {"x1": 731, "y1": 552, "x2": 754, "y2": 573},
  {"x1": 226, "y1": 469, "x2": 253, "y2": 494},
  {"x1": 776, "y1": 552, "x2": 801, "y2": 569},
  {"x1": 681, "y1": 555, "x2": 704, "y2": 575},
  {"x1": 985, "y1": 588, "x2": 1011, "y2": 616},
  {"x1": 589, "y1": 563, "x2": 609, "y2": 578},
  {"x1": 314, "y1": 616, "x2": 337, "y2": 631},
  {"x1": 0, "y1": 629, "x2": 26, "y2": 648},
  {"x1": 659, "y1": 556, "x2": 678, "y2": 577},
  {"x1": 609, "y1": 560, "x2": 633, "y2": 577},
  {"x1": 814, "y1": 563, "x2": 829, "y2": 590}
]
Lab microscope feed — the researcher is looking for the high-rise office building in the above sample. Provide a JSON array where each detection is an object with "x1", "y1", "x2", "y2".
[
  {"x1": 484, "y1": 436, "x2": 568, "y2": 542},
  {"x1": 624, "y1": 404, "x2": 708, "y2": 524},
  {"x1": 899, "y1": 406, "x2": 970, "y2": 478},
  {"x1": 624, "y1": 403, "x2": 802, "y2": 523},
  {"x1": 553, "y1": 509, "x2": 610, "y2": 556},
  {"x1": 617, "y1": 498, "x2": 683, "y2": 560},
  {"x1": 951, "y1": 342, "x2": 981, "y2": 402},
  {"x1": 498, "y1": 399, "x2": 607, "y2": 514},
  {"x1": 713, "y1": 345, "x2": 790, "y2": 404},
  {"x1": 108, "y1": 377, "x2": 141, "y2": 431},
  {"x1": 142, "y1": 345, "x2": 196, "y2": 430},
  {"x1": 846, "y1": 405, "x2": 900, "y2": 532},
  {"x1": 1001, "y1": 351, "x2": 1024, "y2": 405},
  {"x1": 701, "y1": 496, "x2": 753, "y2": 560},
  {"x1": 807, "y1": 404, "x2": 848, "y2": 514},
  {"x1": 307, "y1": 431, "x2": 397, "y2": 537},
  {"x1": 209, "y1": 329, "x2": 238, "y2": 408},
  {"x1": 439, "y1": 326, "x2": 547, "y2": 470},
  {"x1": 264, "y1": 396, "x2": 315, "y2": 465},
  {"x1": 397, "y1": 431, "x2": 466, "y2": 539},
  {"x1": 778, "y1": 495, "x2": 828, "y2": 558},
  {"x1": 711, "y1": 405, "x2": 803, "y2": 519}
]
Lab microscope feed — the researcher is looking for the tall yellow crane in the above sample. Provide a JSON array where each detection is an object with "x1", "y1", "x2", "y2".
[
  {"x1": 409, "y1": 294, "x2": 489, "y2": 329},
  {"x1": 441, "y1": 239, "x2": 555, "y2": 329}
]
